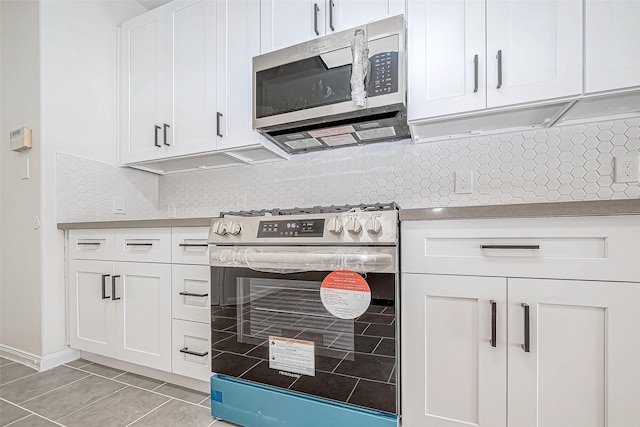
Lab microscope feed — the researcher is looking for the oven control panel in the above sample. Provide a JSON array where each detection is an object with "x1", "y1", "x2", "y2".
[{"x1": 257, "y1": 219, "x2": 325, "y2": 238}]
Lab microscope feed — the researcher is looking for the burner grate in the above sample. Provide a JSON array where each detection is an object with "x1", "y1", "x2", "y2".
[{"x1": 219, "y1": 202, "x2": 399, "y2": 218}]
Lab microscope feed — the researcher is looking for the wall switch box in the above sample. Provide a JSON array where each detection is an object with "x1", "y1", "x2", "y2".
[
  {"x1": 455, "y1": 169, "x2": 473, "y2": 194},
  {"x1": 10, "y1": 127, "x2": 32, "y2": 152},
  {"x1": 614, "y1": 155, "x2": 639, "y2": 183},
  {"x1": 113, "y1": 197, "x2": 126, "y2": 214}
]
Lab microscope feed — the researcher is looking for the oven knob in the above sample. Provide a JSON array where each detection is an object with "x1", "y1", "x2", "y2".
[
  {"x1": 227, "y1": 222, "x2": 241, "y2": 236},
  {"x1": 366, "y1": 216, "x2": 383, "y2": 235},
  {"x1": 327, "y1": 217, "x2": 343, "y2": 234},
  {"x1": 346, "y1": 216, "x2": 363, "y2": 235},
  {"x1": 212, "y1": 221, "x2": 227, "y2": 236}
]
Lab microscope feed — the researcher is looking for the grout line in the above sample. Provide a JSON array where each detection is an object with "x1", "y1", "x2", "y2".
[
  {"x1": 17, "y1": 373, "x2": 92, "y2": 405},
  {"x1": 344, "y1": 378, "x2": 360, "y2": 404},
  {"x1": 54, "y1": 383, "x2": 130, "y2": 423},
  {"x1": 151, "y1": 381, "x2": 167, "y2": 391},
  {"x1": 0, "y1": 369, "x2": 41, "y2": 388},
  {"x1": 124, "y1": 398, "x2": 174, "y2": 427},
  {"x1": 197, "y1": 395, "x2": 211, "y2": 405},
  {"x1": 1, "y1": 397, "x2": 66, "y2": 427}
]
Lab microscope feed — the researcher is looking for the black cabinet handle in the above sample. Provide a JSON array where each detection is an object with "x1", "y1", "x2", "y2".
[
  {"x1": 329, "y1": 0, "x2": 335, "y2": 31},
  {"x1": 521, "y1": 303, "x2": 530, "y2": 352},
  {"x1": 126, "y1": 242, "x2": 154, "y2": 247},
  {"x1": 180, "y1": 347, "x2": 208, "y2": 357},
  {"x1": 481, "y1": 245, "x2": 540, "y2": 250},
  {"x1": 216, "y1": 112, "x2": 223, "y2": 137},
  {"x1": 163, "y1": 123, "x2": 170, "y2": 146},
  {"x1": 496, "y1": 49, "x2": 503, "y2": 89},
  {"x1": 490, "y1": 300, "x2": 497, "y2": 348},
  {"x1": 154, "y1": 125, "x2": 161, "y2": 147},
  {"x1": 101, "y1": 274, "x2": 111, "y2": 300},
  {"x1": 112, "y1": 275, "x2": 121, "y2": 301},
  {"x1": 313, "y1": 3, "x2": 320, "y2": 35},
  {"x1": 77, "y1": 242, "x2": 101, "y2": 246},
  {"x1": 178, "y1": 243, "x2": 208, "y2": 248},
  {"x1": 473, "y1": 54, "x2": 479, "y2": 93},
  {"x1": 179, "y1": 291, "x2": 209, "y2": 298}
]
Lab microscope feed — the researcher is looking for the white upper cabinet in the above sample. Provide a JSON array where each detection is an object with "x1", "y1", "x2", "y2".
[
  {"x1": 260, "y1": 0, "x2": 405, "y2": 53},
  {"x1": 407, "y1": 0, "x2": 486, "y2": 120},
  {"x1": 585, "y1": 0, "x2": 640, "y2": 93},
  {"x1": 486, "y1": 0, "x2": 583, "y2": 108}
]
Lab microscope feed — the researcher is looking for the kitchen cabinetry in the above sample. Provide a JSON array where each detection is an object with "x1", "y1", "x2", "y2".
[
  {"x1": 585, "y1": 0, "x2": 640, "y2": 93},
  {"x1": 401, "y1": 215, "x2": 640, "y2": 427},
  {"x1": 408, "y1": 0, "x2": 582, "y2": 120},
  {"x1": 119, "y1": 0, "x2": 286, "y2": 174},
  {"x1": 259, "y1": 0, "x2": 405, "y2": 53}
]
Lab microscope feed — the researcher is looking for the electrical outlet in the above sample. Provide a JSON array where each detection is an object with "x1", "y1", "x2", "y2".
[
  {"x1": 112, "y1": 197, "x2": 126, "y2": 214},
  {"x1": 455, "y1": 169, "x2": 473, "y2": 194},
  {"x1": 167, "y1": 203, "x2": 176, "y2": 218},
  {"x1": 614, "y1": 155, "x2": 639, "y2": 183}
]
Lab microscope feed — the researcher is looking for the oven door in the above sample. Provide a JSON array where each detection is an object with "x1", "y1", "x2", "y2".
[{"x1": 210, "y1": 246, "x2": 398, "y2": 415}]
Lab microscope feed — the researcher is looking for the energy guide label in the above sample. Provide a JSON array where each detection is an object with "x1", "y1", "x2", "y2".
[{"x1": 269, "y1": 336, "x2": 315, "y2": 377}]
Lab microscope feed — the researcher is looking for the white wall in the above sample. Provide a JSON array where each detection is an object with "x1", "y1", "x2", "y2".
[
  {"x1": 0, "y1": 0, "x2": 43, "y2": 356},
  {"x1": 39, "y1": 0, "x2": 146, "y2": 356}
]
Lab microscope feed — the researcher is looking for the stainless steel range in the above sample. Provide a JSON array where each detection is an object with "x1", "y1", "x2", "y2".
[{"x1": 208, "y1": 203, "x2": 400, "y2": 427}]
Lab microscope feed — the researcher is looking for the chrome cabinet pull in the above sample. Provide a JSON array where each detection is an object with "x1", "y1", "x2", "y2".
[
  {"x1": 313, "y1": 3, "x2": 320, "y2": 35},
  {"x1": 496, "y1": 49, "x2": 503, "y2": 89},
  {"x1": 101, "y1": 274, "x2": 111, "y2": 300},
  {"x1": 521, "y1": 303, "x2": 530, "y2": 352},
  {"x1": 154, "y1": 125, "x2": 161, "y2": 147},
  {"x1": 481, "y1": 245, "x2": 540, "y2": 250},
  {"x1": 490, "y1": 300, "x2": 497, "y2": 347},
  {"x1": 473, "y1": 54, "x2": 479, "y2": 93},
  {"x1": 216, "y1": 112, "x2": 223, "y2": 137},
  {"x1": 163, "y1": 123, "x2": 170, "y2": 146},
  {"x1": 329, "y1": 0, "x2": 335, "y2": 31},
  {"x1": 180, "y1": 347, "x2": 208, "y2": 357},
  {"x1": 111, "y1": 275, "x2": 121, "y2": 301}
]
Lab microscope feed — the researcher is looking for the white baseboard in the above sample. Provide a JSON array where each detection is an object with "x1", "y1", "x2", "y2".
[
  {"x1": 0, "y1": 345, "x2": 79, "y2": 372},
  {"x1": 81, "y1": 352, "x2": 210, "y2": 393}
]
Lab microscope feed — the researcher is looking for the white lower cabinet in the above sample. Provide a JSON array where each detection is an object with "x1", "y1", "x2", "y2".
[
  {"x1": 402, "y1": 274, "x2": 640, "y2": 427},
  {"x1": 172, "y1": 319, "x2": 211, "y2": 381},
  {"x1": 68, "y1": 259, "x2": 172, "y2": 372}
]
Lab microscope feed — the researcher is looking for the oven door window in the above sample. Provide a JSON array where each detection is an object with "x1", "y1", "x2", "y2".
[{"x1": 211, "y1": 267, "x2": 397, "y2": 414}]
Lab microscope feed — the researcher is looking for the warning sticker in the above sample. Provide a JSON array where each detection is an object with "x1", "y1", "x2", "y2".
[
  {"x1": 320, "y1": 270, "x2": 371, "y2": 319},
  {"x1": 269, "y1": 336, "x2": 315, "y2": 377}
]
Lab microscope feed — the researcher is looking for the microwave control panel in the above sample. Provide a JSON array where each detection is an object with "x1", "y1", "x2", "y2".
[
  {"x1": 367, "y1": 52, "x2": 398, "y2": 97},
  {"x1": 257, "y1": 219, "x2": 325, "y2": 238}
]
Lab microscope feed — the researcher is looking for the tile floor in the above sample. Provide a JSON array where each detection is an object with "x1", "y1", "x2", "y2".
[{"x1": 0, "y1": 356, "x2": 237, "y2": 427}]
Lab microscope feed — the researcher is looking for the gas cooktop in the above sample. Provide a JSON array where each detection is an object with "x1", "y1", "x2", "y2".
[{"x1": 219, "y1": 202, "x2": 399, "y2": 218}]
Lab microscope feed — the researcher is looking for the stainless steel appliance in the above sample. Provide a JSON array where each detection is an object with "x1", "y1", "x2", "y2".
[
  {"x1": 208, "y1": 203, "x2": 400, "y2": 427},
  {"x1": 253, "y1": 15, "x2": 408, "y2": 154}
]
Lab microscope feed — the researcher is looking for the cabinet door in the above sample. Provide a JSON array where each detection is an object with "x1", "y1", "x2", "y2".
[
  {"x1": 260, "y1": 0, "x2": 325, "y2": 53},
  {"x1": 68, "y1": 260, "x2": 116, "y2": 357},
  {"x1": 329, "y1": 0, "x2": 405, "y2": 33},
  {"x1": 407, "y1": 0, "x2": 485, "y2": 120},
  {"x1": 216, "y1": 0, "x2": 264, "y2": 150},
  {"x1": 486, "y1": 0, "x2": 582, "y2": 108},
  {"x1": 164, "y1": 0, "x2": 218, "y2": 158},
  {"x1": 508, "y1": 278, "x2": 640, "y2": 427},
  {"x1": 585, "y1": 0, "x2": 640, "y2": 93},
  {"x1": 114, "y1": 262, "x2": 172, "y2": 372},
  {"x1": 401, "y1": 274, "x2": 507, "y2": 427},
  {"x1": 120, "y1": 8, "x2": 167, "y2": 164}
]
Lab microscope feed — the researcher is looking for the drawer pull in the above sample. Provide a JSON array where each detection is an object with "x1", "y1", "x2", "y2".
[
  {"x1": 490, "y1": 300, "x2": 497, "y2": 348},
  {"x1": 101, "y1": 274, "x2": 111, "y2": 299},
  {"x1": 179, "y1": 291, "x2": 209, "y2": 298},
  {"x1": 480, "y1": 245, "x2": 540, "y2": 250},
  {"x1": 178, "y1": 243, "x2": 208, "y2": 248},
  {"x1": 77, "y1": 242, "x2": 101, "y2": 246},
  {"x1": 521, "y1": 303, "x2": 530, "y2": 353},
  {"x1": 126, "y1": 243, "x2": 154, "y2": 247},
  {"x1": 180, "y1": 347, "x2": 208, "y2": 357}
]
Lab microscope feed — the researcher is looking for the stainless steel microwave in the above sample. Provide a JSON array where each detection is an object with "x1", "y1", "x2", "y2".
[{"x1": 252, "y1": 15, "x2": 408, "y2": 154}]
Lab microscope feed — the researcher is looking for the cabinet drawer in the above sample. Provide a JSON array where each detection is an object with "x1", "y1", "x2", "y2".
[
  {"x1": 172, "y1": 227, "x2": 210, "y2": 265},
  {"x1": 172, "y1": 264, "x2": 210, "y2": 323},
  {"x1": 68, "y1": 229, "x2": 115, "y2": 260},
  {"x1": 402, "y1": 215, "x2": 640, "y2": 282},
  {"x1": 172, "y1": 319, "x2": 210, "y2": 381},
  {"x1": 114, "y1": 228, "x2": 171, "y2": 263}
]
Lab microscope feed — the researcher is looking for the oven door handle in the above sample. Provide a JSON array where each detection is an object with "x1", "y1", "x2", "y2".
[{"x1": 211, "y1": 249, "x2": 394, "y2": 272}]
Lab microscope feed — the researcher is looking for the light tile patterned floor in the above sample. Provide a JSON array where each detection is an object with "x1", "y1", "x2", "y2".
[{"x1": 0, "y1": 357, "x2": 236, "y2": 427}]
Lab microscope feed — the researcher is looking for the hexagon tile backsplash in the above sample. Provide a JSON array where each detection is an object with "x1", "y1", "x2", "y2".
[{"x1": 57, "y1": 117, "x2": 640, "y2": 222}]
